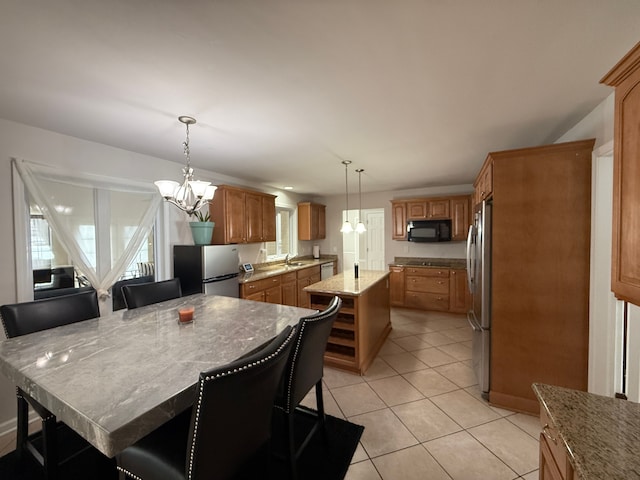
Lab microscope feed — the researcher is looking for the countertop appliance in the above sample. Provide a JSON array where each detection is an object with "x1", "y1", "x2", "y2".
[
  {"x1": 173, "y1": 245, "x2": 239, "y2": 297},
  {"x1": 407, "y1": 219, "x2": 452, "y2": 242},
  {"x1": 320, "y1": 262, "x2": 334, "y2": 280},
  {"x1": 466, "y1": 200, "x2": 492, "y2": 398}
]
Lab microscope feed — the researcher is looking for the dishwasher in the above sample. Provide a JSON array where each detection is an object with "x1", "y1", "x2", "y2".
[{"x1": 320, "y1": 262, "x2": 334, "y2": 280}]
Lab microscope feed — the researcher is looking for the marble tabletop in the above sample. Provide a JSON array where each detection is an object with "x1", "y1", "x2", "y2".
[
  {"x1": 304, "y1": 270, "x2": 390, "y2": 296},
  {"x1": 0, "y1": 294, "x2": 315, "y2": 457},
  {"x1": 533, "y1": 383, "x2": 640, "y2": 479}
]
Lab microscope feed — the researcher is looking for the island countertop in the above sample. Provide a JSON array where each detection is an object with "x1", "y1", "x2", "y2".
[
  {"x1": 304, "y1": 270, "x2": 390, "y2": 296},
  {"x1": 532, "y1": 383, "x2": 640, "y2": 479}
]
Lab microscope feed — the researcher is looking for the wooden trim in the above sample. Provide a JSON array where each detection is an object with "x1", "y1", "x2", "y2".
[{"x1": 600, "y1": 40, "x2": 640, "y2": 87}]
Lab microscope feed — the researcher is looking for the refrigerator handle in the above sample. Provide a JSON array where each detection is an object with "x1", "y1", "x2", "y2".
[
  {"x1": 466, "y1": 311, "x2": 481, "y2": 332},
  {"x1": 466, "y1": 224, "x2": 475, "y2": 294}
]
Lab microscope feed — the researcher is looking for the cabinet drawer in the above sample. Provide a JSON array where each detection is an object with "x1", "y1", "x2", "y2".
[
  {"x1": 405, "y1": 267, "x2": 450, "y2": 278},
  {"x1": 406, "y1": 276, "x2": 449, "y2": 294},
  {"x1": 242, "y1": 276, "x2": 281, "y2": 294},
  {"x1": 297, "y1": 265, "x2": 321, "y2": 279},
  {"x1": 281, "y1": 272, "x2": 297, "y2": 283},
  {"x1": 405, "y1": 292, "x2": 450, "y2": 311}
]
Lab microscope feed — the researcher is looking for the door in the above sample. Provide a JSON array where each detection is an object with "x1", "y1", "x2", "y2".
[{"x1": 364, "y1": 210, "x2": 385, "y2": 270}]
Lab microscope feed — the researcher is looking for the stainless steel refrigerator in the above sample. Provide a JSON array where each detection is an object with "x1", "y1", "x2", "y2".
[
  {"x1": 173, "y1": 245, "x2": 240, "y2": 297},
  {"x1": 466, "y1": 200, "x2": 492, "y2": 398}
]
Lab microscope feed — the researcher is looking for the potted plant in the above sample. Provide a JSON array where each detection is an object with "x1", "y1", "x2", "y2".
[{"x1": 189, "y1": 208, "x2": 215, "y2": 245}]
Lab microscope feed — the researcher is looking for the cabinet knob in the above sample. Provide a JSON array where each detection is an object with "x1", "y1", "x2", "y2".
[
  {"x1": 438, "y1": 281, "x2": 444, "y2": 284},
  {"x1": 542, "y1": 424, "x2": 557, "y2": 445},
  {"x1": 248, "y1": 285, "x2": 255, "y2": 289}
]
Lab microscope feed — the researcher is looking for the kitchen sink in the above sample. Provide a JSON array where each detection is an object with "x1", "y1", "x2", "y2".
[{"x1": 287, "y1": 262, "x2": 306, "y2": 267}]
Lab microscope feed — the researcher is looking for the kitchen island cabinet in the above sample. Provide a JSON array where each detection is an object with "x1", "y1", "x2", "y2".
[
  {"x1": 533, "y1": 383, "x2": 640, "y2": 480},
  {"x1": 304, "y1": 270, "x2": 391, "y2": 374}
]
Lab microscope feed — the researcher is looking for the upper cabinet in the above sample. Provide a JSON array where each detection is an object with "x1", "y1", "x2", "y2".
[
  {"x1": 297, "y1": 202, "x2": 326, "y2": 240},
  {"x1": 601, "y1": 41, "x2": 640, "y2": 306},
  {"x1": 391, "y1": 194, "x2": 471, "y2": 241},
  {"x1": 474, "y1": 158, "x2": 493, "y2": 206},
  {"x1": 209, "y1": 185, "x2": 276, "y2": 244}
]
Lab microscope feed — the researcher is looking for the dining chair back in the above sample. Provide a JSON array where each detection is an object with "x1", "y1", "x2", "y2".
[
  {"x1": 1, "y1": 288, "x2": 99, "y2": 338},
  {"x1": 121, "y1": 277, "x2": 182, "y2": 309},
  {"x1": 274, "y1": 295, "x2": 341, "y2": 479},
  {"x1": 0, "y1": 289, "x2": 100, "y2": 480},
  {"x1": 117, "y1": 325, "x2": 297, "y2": 480}
]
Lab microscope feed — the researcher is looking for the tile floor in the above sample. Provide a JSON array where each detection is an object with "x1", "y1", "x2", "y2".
[{"x1": 0, "y1": 308, "x2": 541, "y2": 479}]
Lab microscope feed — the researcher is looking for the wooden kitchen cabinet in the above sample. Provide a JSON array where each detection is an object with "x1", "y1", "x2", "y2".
[
  {"x1": 449, "y1": 268, "x2": 470, "y2": 313},
  {"x1": 488, "y1": 139, "x2": 594, "y2": 414},
  {"x1": 298, "y1": 202, "x2": 326, "y2": 240},
  {"x1": 296, "y1": 265, "x2": 321, "y2": 308},
  {"x1": 538, "y1": 409, "x2": 574, "y2": 480},
  {"x1": 209, "y1": 185, "x2": 276, "y2": 244},
  {"x1": 391, "y1": 201, "x2": 407, "y2": 240},
  {"x1": 389, "y1": 266, "x2": 405, "y2": 306},
  {"x1": 601, "y1": 41, "x2": 640, "y2": 307},
  {"x1": 406, "y1": 199, "x2": 450, "y2": 219},
  {"x1": 281, "y1": 272, "x2": 297, "y2": 306},
  {"x1": 474, "y1": 158, "x2": 493, "y2": 205},
  {"x1": 404, "y1": 267, "x2": 450, "y2": 311},
  {"x1": 450, "y1": 196, "x2": 471, "y2": 241},
  {"x1": 240, "y1": 276, "x2": 281, "y2": 303}
]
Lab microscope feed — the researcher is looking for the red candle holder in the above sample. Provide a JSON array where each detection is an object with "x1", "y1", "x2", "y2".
[{"x1": 178, "y1": 306, "x2": 194, "y2": 323}]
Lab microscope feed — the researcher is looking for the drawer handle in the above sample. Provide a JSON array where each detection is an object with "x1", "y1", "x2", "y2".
[{"x1": 542, "y1": 424, "x2": 557, "y2": 445}]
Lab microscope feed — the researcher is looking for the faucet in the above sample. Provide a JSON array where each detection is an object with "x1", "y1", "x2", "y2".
[{"x1": 285, "y1": 253, "x2": 296, "y2": 265}]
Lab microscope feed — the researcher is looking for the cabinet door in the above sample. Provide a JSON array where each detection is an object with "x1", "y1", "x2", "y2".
[
  {"x1": 389, "y1": 266, "x2": 405, "y2": 306},
  {"x1": 262, "y1": 195, "x2": 276, "y2": 242},
  {"x1": 449, "y1": 269, "x2": 469, "y2": 313},
  {"x1": 310, "y1": 204, "x2": 320, "y2": 239},
  {"x1": 225, "y1": 189, "x2": 246, "y2": 243},
  {"x1": 428, "y1": 200, "x2": 450, "y2": 219},
  {"x1": 264, "y1": 285, "x2": 282, "y2": 304},
  {"x1": 245, "y1": 192, "x2": 263, "y2": 243},
  {"x1": 317, "y1": 204, "x2": 326, "y2": 239},
  {"x1": 391, "y1": 202, "x2": 407, "y2": 240},
  {"x1": 602, "y1": 44, "x2": 640, "y2": 306},
  {"x1": 282, "y1": 282, "x2": 297, "y2": 306},
  {"x1": 407, "y1": 201, "x2": 427, "y2": 219},
  {"x1": 451, "y1": 196, "x2": 471, "y2": 241}
]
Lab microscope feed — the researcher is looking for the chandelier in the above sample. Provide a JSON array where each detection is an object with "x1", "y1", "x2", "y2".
[{"x1": 154, "y1": 116, "x2": 216, "y2": 216}]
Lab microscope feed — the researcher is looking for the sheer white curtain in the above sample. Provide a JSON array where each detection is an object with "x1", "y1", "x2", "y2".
[{"x1": 14, "y1": 158, "x2": 161, "y2": 306}]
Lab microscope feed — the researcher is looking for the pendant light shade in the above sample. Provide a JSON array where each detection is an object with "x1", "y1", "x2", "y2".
[
  {"x1": 355, "y1": 168, "x2": 366, "y2": 233},
  {"x1": 340, "y1": 160, "x2": 353, "y2": 233}
]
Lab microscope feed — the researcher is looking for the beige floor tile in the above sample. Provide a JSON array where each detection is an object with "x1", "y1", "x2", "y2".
[
  {"x1": 367, "y1": 376, "x2": 424, "y2": 407},
  {"x1": 417, "y1": 331, "x2": 457, "y2": 346},
  {"x1": 436, "y1": 342, "x2": 472, "y2": 361},
  {"x1": 463, "y1": 385, "x2": 514, "y2": 417},
  {"x1": 506, "y1": 413, "x2": 541, "y2": 439},
  {"x1": 391, "y1": 335, "x2": 432, "y2": 351},
  {"x1": 380, "y1": 352, "x2": 428, "y2": 374},
  {"x1": 400, "y1": 322, "x2": 434, "y2": 334},
  {"x1": 430, "y1": 390, "x2": 501, "y2": 428},
  {"x1": 372, "y1": 444, "x2": 451, "y2": 480},
  {"x1": 425, "y1": 431, "x2": 517, "y2": 480},
  {"x1": 441, "y1": 327, "x2": 473, "y2": 342},
  {"x1": 402, "y1": 369, "x2": 458, "y2": 398},
  {"x1": 332, "y1": 383, "x2": 387, "y2": 417},
  {"x1": 351, "y1": 443, "x2": 369, "y2": 463},
  {"x1": 0, "y1": 431, "x2": 16, "y2": 457},
  {"x1": 388, "y1": 325, "x2": 423, "y2": 339},
  {"x1": 392, "y1": 398, "x2": 462, "y2": 442},
  {"x1": 345, "y1": 460, "x2": 383, "y2": 480},
  {"x1": 300, "y1": 387, "x2": 345, "y2": 419},
  {"x1": 323, "y1": 367, "x2": 365, "y2": 389},
  {"x1": 434, "y1": 362, "x2": 477, "y2": 388},
  {"x1": 521, "y1": 470, "x2": 539, "y2": 479},
  {"x1": 350, "y1": 408, "x2": 419, "y2": 458},
  {"x1": 468, "y1": 418, "x2": 539, "y2": 475},
  {"x1": 377, "y1": 339, "x2": 406, "y2": 356},
  {"x1": 421, "y1": 319, "x2": 458, "y2": 332},
  {"x1": 411, "y1": 347, "x2": 458, "y2": 367},
  {"x1": 362, "y1": 358, "x2": 398, "y2": 381}
]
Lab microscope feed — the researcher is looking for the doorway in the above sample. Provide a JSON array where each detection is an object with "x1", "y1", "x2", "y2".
[{"x1": 342, "y1": 208, "x2": 385, "y2": 272}]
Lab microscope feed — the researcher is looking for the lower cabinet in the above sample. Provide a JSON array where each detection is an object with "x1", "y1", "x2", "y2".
[
  {"x1": 449, "y1": 269, "x2": 470, "y2": 313},
  {"x1": 240, "y1": 276, "x2": 281, "y2": 303},
  {"x1": 539, "y1": 409, "x2": 574, "y2": 480},
  {"x1": 297, "y1": 266, "x2": 321, "y2": 308},
  {"x1": 281, "y1": 272, "x2": 297, "y2": 306},
  {"x1": 389, "y1": 266, "x2": 405, "y2": 306}
]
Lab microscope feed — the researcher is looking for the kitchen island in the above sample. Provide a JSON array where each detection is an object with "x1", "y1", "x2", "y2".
[
  {"x1": 533, "y1": 383, "x2": 640, "y2": 479},
  {"x1": 304, "y1": 270, "x2": 391, "y2": 375}
]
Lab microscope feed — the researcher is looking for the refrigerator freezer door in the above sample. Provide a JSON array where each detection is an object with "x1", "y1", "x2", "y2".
[
  {"x1": 203, "y1": 276, "x2": 239, "y2": 297},
  {"x1": 202, "y1": 245, "x2": 239, "y2": 278}
]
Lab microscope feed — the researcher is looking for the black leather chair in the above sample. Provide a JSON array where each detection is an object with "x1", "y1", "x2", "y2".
[
  {"x1": 121, "y1": 278, "x2": 182, "y2": 309},
  {"x1": 111, "y1": 275, "x2": 154, "y2": 311},
  {"x1": 0, "y1": 289, "x2": 100, "y2": 480},
  {"x1": 116, "y1": 325, "x2": 297, "y2": 480},
  {"x1": 273, "y1": 296, "x2": 341, "y2": 480}
]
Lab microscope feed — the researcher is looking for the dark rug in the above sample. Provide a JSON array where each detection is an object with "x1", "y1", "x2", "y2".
[{"x1": 0, "y1": 411, "x2": 363, "y2": 480}]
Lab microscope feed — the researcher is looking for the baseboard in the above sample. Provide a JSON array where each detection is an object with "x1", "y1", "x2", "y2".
[
  {"x1": 489, "y1": 390, "x2": 540, "y2": 415},
  {"x1": 0, "y1": 412, "x2": 42, "y2": 439}
]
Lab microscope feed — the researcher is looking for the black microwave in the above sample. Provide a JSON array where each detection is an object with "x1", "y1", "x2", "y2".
[{"x1": 407, "y1": 219, "x2": 452, "y2": 242}]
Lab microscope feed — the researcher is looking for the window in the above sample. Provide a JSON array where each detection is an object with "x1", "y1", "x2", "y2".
[{"x1": 266, "y1": 207, "x2": 294, "y2": 259}]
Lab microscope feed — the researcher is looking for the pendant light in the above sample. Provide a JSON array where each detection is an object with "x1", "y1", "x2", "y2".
[
  {"x1": 340, "y1": 160, "x2": 353, "y2": 233},
  {"x1": 154, "y1": 116, "x2": 216, "y2": 216},
  {"x1": 355, "y1": 168, "x2": 366, "y2": 233}
]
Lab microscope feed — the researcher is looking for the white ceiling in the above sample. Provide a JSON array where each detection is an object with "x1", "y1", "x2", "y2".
[{"x1": 1, "y1": 1, "x2": 639, "y2": 195}]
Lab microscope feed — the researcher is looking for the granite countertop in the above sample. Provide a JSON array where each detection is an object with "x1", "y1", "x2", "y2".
[
  {"x1": 239, "y1": 257, "x2": 336, "y2": 284},
  {"x1": 304, "y1": 270, "x2": 390, "y2": 296},
  {"x1": 389, "y1": 257, "x2": 467, "y2": 269},
  {"x1": 533, "y1": 383, "x2": 640, "y2": 479}
]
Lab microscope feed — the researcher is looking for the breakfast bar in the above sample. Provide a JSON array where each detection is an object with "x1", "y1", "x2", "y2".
[{"x1": 304, "y1": 270, "x2": 391, "y2": 375}]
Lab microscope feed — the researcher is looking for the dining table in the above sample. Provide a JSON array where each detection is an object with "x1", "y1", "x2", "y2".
[{"x1": 0, "y1": 293, "x2": 316, "y2": 458}]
